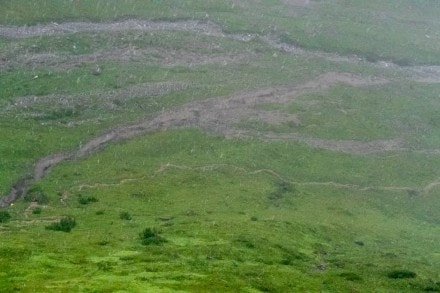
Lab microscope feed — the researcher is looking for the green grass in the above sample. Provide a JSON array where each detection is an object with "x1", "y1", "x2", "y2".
[
  {"x1": 1, "y1": 0, "x2": 440, "y2": 64},
  {"x1": 0, "y1": 27, "x2": 391, "y2": 195},
  {"x1": 2, "y1": 129, "x2": 440, "y2": 291},
  {"x1": 245, "y1": 82, "x2": 440, "y2": 147},
  {"x1": 1, "y1": 0, "x2": 440, "y2": 291}
]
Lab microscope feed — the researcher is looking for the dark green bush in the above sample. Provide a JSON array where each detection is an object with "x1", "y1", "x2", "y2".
[
  {"x1": 119, "y1": 211, "x2": 132, "y2": 220},
  {"x1": 45, "y1": 216, "x2": 76, "y2": 232},
  {"x1": 32, "y1": 207, "x2": 42, "y2": 215},
  {"x1": 78, "y1": 195, "x2": 98, "y2": 205},
  {"x1": 0, "y1": 211, "x2": 11, "y2": 223},
  {"x1": 387, "y1": 269, "x2": 417, "y2": 279},
  {"x1": 139, "y1": 228, "x2": 167, "y2": 245},
  {"x1": 24, "y1": 186, "x2": 49, "y2": 204}
]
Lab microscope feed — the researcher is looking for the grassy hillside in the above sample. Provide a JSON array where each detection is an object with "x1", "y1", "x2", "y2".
[
  {"x1": 1, "y1": 0, "x2": 440, "y2": 292},
  {"x1": 1, "y1": 0, "x2": 440, "y2": 64}
]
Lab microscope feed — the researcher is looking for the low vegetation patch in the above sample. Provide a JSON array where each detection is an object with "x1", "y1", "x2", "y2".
[
  {"x1": 119, "y1": 211, "x2": 132, "y2": 220},
  {"x1": 32, "y1": 207, "x2": 42, "y2": 215},
  {"x1": 139, "y1": 227, "x2": 167, "y2": 245},
  {"x1": 78, "y1": 194, "x2": 98, "y2": 205},
  {"x1": 0, "y1": 210, "x2": 11, "y2": 223},
  {"x1": 45, "y1": 216, "x2": 76, "y2": 232},
  {"x1": 24, "y1": 185, "x2": 49, "y2": 204},
  {"x1": 387, "y1": 269, "x2": 417, "y2": 279},
  {"x1": 268, "y1": 181, "x2": 295, "y2": 202}
]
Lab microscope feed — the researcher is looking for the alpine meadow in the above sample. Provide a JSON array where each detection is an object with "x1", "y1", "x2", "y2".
[{"x1": 1, "y1": 0, "x2": 440, "y2": 292}]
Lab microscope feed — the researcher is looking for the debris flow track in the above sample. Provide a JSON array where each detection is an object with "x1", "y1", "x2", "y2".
[
  {"x1": 1, "y1": 20, "x2": 440, "y2": 82},
  {"x1": 1, "y1": 19, "x2": 439, "y2": 207}
]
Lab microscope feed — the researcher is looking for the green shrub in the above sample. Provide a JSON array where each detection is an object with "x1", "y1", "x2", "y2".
[
  {"x1": 32, "y1": 207, "x2": 42, "y2": 215},
  {"x1": 45, "y1": 216, "x2": 76, "y2": 232},
  {"x1": 119, "y1": 211, "x2": 132, "y2": 220},
  {"x1": 0, "y1": 211, "x2": 11, "y2": 223},
  {"x1": 24, "y1": 186, "x2": 49, "y2": 204},
  {"x1": 139, "y1": 228, "x2": 167, "y2": 245},
  {"x1": 78, "y1": 194, "x2": 98, "y2": 205},
  {"x1": 387, "y1": 269, "x2": 417, "y2": 279}
]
